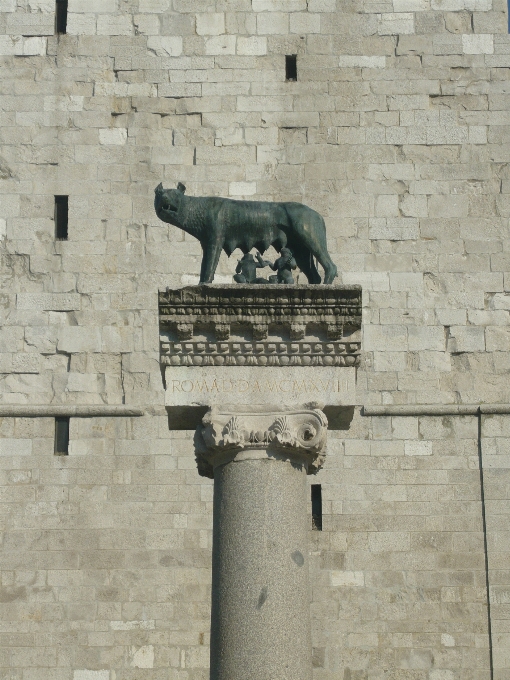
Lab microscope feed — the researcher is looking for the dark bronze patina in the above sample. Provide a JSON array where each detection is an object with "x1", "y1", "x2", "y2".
[
  {"x1": 154, "y1": 182, "x2": 338, "y2": 285},
  {"x1": 233, "y1": 253, "x2": 268, "y2": 284},
  {"x1": 257, "y1": 248, "x2": 296, "y2": 284}
]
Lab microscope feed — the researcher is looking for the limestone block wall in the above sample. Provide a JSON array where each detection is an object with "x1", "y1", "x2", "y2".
[{"x1": 0, "y1": 0, "x2": 509, "y2": 678}]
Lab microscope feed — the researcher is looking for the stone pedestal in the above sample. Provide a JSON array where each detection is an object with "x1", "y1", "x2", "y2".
[
  {"x1": 196, "y1": 408, "x2": 327, "y2": 680},
  {"x1": 159, "y1": 285, "x2": 362, "y2": 680}
]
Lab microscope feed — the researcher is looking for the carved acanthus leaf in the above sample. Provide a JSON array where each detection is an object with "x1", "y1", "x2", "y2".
[
  {"x1": 196, "y1": 408, "x2": 328, "y2": 477},
  {"x1": 271, "y1": 416, "x2": 293, "y2": 445},
  {"x1": 223, "y1": 416, "x2": 248, "y2": 447}
]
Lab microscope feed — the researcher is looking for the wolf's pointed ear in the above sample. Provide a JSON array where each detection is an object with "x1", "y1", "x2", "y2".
[
  {"x1": 177, "y1": 182, "x2": 186, "y2": 194},
  {"x1": 155, "y1": 182, "x2": 163, "y2": 194}
]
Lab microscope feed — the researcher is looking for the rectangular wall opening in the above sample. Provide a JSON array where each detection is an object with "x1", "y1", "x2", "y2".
[
  {"x1": 311, "y1": 484, "x2": 322, "y2": 531},
  {"x1": 55, "y1": 0, "x2": 68, "y2": 35},
  {"x1": 54, "y1": 195, "x2": 68, "y2": 240},
  {"x1": 54, "y1": 417, "x2": 70, "y2": 455},
  {"x1": 286, "y1": 55, "x2": 297, "y2": 81}
]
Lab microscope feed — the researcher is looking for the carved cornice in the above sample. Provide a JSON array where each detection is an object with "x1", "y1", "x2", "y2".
[
  {"x1": 159, "y1": 284, "x2": 361, "y2": 329},
  {"x1": 195, "y1": 408, "x2": 328, "y2": 478},
  {"x1": 159, "y1": 284, "x2": 362, "y2": 367}
]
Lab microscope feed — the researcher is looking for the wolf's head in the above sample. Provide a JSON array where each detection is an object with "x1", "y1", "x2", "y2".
[{"x1": 154, "y1": 182, "x2": 186, "y2": 227}]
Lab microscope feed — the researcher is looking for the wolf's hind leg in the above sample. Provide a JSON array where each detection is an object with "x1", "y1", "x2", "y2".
[{"x1": 293, "y1": 250, "x2": 321, "y2": 284}]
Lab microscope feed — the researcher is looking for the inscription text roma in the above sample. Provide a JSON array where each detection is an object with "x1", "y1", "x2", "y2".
[{"x1": 171, "y1": 377, "x2": 349, "y2": 395}]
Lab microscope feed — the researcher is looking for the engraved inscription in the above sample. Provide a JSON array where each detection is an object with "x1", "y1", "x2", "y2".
[
  {"x1": 170, "y1": 377, "x2": 352, "y2": 395},
  {"x1": 164, "y1": 366, "x2": 358, "y2": 408}
]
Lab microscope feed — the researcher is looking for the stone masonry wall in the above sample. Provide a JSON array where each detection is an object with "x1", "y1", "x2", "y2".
[{"x1": 1, "y1": 0, "x2": 510, "y2": 678}]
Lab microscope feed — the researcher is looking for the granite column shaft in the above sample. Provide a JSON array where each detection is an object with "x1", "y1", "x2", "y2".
[{"x1": 210, "y1": 450, "x2": 312, "y2": 680}]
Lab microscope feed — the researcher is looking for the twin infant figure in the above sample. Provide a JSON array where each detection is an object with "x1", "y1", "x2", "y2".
[{"x1": 233, "y1": 248, "x2": 296, "y2": 285}]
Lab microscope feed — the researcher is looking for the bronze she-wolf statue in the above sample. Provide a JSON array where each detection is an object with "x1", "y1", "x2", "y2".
[{"x1": 154, "y1": 182, "x2": 338, "y2": 285}]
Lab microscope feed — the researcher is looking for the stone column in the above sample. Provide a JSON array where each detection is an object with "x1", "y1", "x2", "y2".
[
  {"x1": 159, "y1": 284, "x2": 361, "y2": 679},
  {"x1": 196, "y1": 407, "x2": 328, "y2": 680}
]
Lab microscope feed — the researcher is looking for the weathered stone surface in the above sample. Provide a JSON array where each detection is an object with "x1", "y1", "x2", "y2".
[
  {"x1": 199, "y1": 407, "x2": 321, "y2": 679},
  {"x1": 196, "y1": 406, "x2": 329, "y2": 477},
  {"x1": 0, "y1": 0, "x2": 509, "y2": 679},
  {"x1": 165, "y1": 365, "x2": 357, "y2": 408}
]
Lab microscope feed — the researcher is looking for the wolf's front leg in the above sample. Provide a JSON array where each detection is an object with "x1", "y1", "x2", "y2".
[{"x1": 199, "y1": 240, "x2": 223, "y2": 284}]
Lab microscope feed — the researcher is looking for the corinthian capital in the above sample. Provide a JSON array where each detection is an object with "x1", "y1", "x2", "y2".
[{"x1": 195, "y1": 408, "x2": 328, "y2": 478}]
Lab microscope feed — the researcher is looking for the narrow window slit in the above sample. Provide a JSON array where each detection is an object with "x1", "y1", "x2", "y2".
[
  {"x1": 55, "y1": 0, "x2": 68, "y2": 35},
  {"x1": 54, "y1": 195, "x2": 68, "y2": 240},
  {"x1": 286, "y1": 55, "x2": 297, "y2": 81},
  {"x1": 311, "y1": 484, "x2": 322, "y2": 531},
  {"x1": 54, "y1": 417, "x2": 70, "y2": 455}
]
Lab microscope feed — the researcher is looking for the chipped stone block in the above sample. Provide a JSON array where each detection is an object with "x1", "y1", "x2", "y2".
[
  {"x1": 99, "y1": 128, "x2": 127, "y2": 145},
  {"x1": 432, "y1": 0, "x2": 490, "y2": 7},
  {"x1": 290, "y1": 13, "x2": 321, "y2": 33},
  {"x1": 17, "y1": 294, "x2": 81, "y2": 311},
  {"x1": 11, "y1": 354, "x2": 39, "y2": 374},
  {"x1": 486, "y1": 327, "x2": 510, "y2": 352},
  {"x1": 462, "y1": 33, "x2": 494, "y2": 54},
  {"x1": 253, "y1": 0, "x2": 306, "y2": 9},
  {"x1": 256, "y1": 12, "x2": 289, "y2": 34},
  {"x1": 69, "y1": 0, "x2": 117, "y2": 11},
  {"x1": 369, "y1": 532, "x2": 410, "y2": 551},
  {"x1": 44, "y1": 96, "x2": 85, "y2": 112},
  {"x1": 408, "y1": 326, "x2": 445, "y2": 351},
  {"x1": 204, "y1": 35, "x2": 236, "y2": 55},
  {"x1": 378, "y1": 13, "x2": 415, "y2": 35},
  {"x1": 429, "y1": 671, "x2": 455, "y2": 680},
  {"x1": 6, "y1": 13, "x2": 54, "y2": 36},
  {"x1": 237, "y1": 36, "x2": 267, "y2": 55},
  {"x1": 330, "y1": 571, "x2": 364, "y2": 586},
  {"x1": 151, "y1": 146, "x2": 194, "y2": 165},
  {"x1": 485, "y1": 55, "x2": 510, "y2": 67},
  {"x1": 140, "y1": 0, "x2": 171, "y2": 9},
  {"x1": 393, "y1": 0, "x2": 429, "y2": 9},
  {"x1": 369, "y1": 218, "x2": 419, "y2": 240},
  {"x1": 158, "y1": 83, "x2": 201, "y2": 97},
  {"x1": 196, "y1": 13, "x2": 225, "y2": 36},
  {"x1": 24, "y1": 327, "x2": 58, "y2": 354},
  {"x1": 58, "y1": 327, "x2": 101, "y2": 353},
  {"x1": 66, "y1": 372, "x2": 102, "y2": 393},
  {"x1": 97, "y1": 14, "x2": 133, "y2": 36},
  {"x1": 308, "y1": 0, "x2": 336, "y2": 9},
  {"x1": 0, "y1": 35, "x2": 47, "y2": 55},
  {"x1": 133, "y1": 14, "x2": 159, "y2": 35},
  {"x1": 375, "y1": 195, "x2": 399, "y2": 217},
  {"x1": 29, "y1": 0, "x2": 54, "y2": 10},
  {"x1": 426, "y1": 125, "x2": 468, "y2": 145},
  {"x1": 0, "y1": 439, "x2": 33, "y2": 456},
  {"x1": 364, "y1": 325, "x2": 407, "y2": 352},
  {"x1": 373, "y1": 352, "x2": 407, "y2": 372},
  {"x1": 66, "y1": 13, "x2": 97, "y2": 34},
  {"x1": 73, "y1": 672, "x2": 110, "y2": 680},
  {"x1": 228, "y1": 182, "x2": 257, "y2": 196},
  {"x1": 101, "y1": 326, "x2": 133, "y2": 353},
  {"x1": 147, "y1": 36, "x2": 183, "y2": 57},
  {"x1": 130, "y1": 645, "x2": 154, "y2": 669},
  {"x1": 447, "y1": 326, "x2": 485, "y2": 353},
  {"x1": 338, "y1": 56, "x2": 386, "y2": 68},
  {"x1": 405, "y1": 440, "x2": 433, "y2": 456}
]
